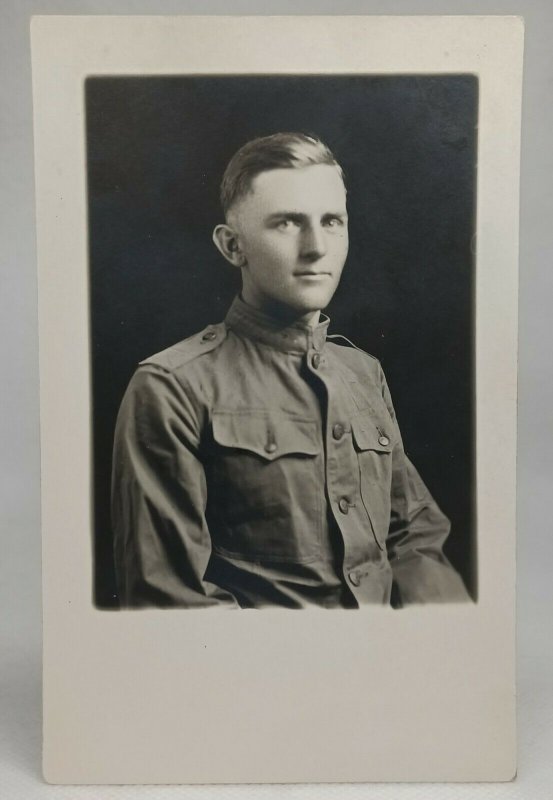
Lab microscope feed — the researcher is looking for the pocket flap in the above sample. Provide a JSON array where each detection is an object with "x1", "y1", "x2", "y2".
[
  {"x1": 351, "y1": 414, "x2": 393, "y2": 452},
  {"x1": 212, "y1": 411, "x2": 320, "y2": 461}
]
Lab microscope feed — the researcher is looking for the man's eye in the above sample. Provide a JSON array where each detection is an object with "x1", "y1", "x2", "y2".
[
  {"x1": 323, "y1": 217, "x2": 344, "y2": 228},
  {"x1": 277, "y1": 219, "x2": 300, "y2": 230}
]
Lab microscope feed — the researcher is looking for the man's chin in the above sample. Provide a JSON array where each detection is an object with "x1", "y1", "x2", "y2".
[
  {"x1": 292, "y1": 292, "x2": 335, "y2": 315},
  {"x1": 249, "y1": 287, "x2": 337, "y2": 321}
]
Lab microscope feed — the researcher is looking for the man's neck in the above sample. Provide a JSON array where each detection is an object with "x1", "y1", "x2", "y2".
[{"x1": 302, "y1": 309, "x2": 322, "y2": 328}]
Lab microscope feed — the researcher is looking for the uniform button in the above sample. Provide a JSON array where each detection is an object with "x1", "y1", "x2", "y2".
[
  {"x1": 202, "y1": 330, "x2": 217, "y2": 342},
  {"x1": 311, "y1": 353, "x2": 321, "y2": 369},
  {"x1": 338, "y1": 497, "x2": 350, "y2": 514},
  {"x1": 332, "y1": 423, "x2": 345, "y2": 440},
  {"x1": 378, "y1": 434, "x2": 390, "y2": 446},
  {"x1": 264, "y1": 442, "x2": 277, "y2": 454},
  {"x1": 348, "y1": 570, "x2": 360, "y2": 587}
]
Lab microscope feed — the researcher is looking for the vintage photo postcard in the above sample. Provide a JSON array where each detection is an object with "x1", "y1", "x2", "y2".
[{"x1": 32, "y1": 15, "x2": 523, "y2": 784}]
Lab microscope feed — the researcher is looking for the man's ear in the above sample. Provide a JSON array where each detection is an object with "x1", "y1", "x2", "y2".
[{"x1": 212, "y1": 224, "x2": 246, "y2": 267}]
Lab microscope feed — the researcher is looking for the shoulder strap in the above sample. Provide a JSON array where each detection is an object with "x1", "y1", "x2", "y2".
[{"x1": 139, "y1": 323, "x2": 227, "y2": 371}]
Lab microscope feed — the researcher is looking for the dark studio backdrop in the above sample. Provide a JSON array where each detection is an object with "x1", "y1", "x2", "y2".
[{"x1": 86, "y1": 74, "x2": 478, "y2": 608}]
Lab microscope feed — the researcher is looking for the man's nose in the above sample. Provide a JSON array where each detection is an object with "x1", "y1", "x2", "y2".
[{"x1": 300, "y1": 223, "x2": 327, "y2": 259}]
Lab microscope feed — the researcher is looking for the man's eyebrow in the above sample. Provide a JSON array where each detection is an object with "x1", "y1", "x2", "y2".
[
  {"x1": 265, "y1": 211, "x2": 306, "y2": 221},
  {"x1": 264, "y1": 211, "x2": 348, "y2": 221}
]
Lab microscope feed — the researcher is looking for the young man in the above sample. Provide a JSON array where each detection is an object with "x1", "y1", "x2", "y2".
[{"x1": 112, "y1": 132, "x2": 469, "y2": 609}]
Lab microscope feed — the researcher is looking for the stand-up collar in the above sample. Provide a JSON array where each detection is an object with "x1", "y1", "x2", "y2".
[{"x1": 225, "y1": 295, "x2": 330, "y2": 354}]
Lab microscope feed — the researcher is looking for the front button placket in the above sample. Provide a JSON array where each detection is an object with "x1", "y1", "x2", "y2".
[{"x1": 312, "y1": 351, "x2": 379, "y2": 606}]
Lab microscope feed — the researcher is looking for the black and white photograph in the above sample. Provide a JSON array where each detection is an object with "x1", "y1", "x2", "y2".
[
  {"x1": 89, "y1": 75, "x2": 477, "y2": 610},
  {"x1": 31, "y1": 15, "x2": 522, "y2": 784}
]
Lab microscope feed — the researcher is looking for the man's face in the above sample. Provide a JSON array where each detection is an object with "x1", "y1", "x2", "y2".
[{"x1": 229, "y1": 164, "x2": 349, "y2": 320}]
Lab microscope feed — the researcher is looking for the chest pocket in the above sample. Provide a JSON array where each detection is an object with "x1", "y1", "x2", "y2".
[
  {"x1": 212, "y1": 410, "x2": 319, "y2": 460},
  {"x1": 351, "y1": 413, "x2": 394, "y2": 549},
  {"x1": 206, "y1": 410, "x2": 323, "y2": 562}
]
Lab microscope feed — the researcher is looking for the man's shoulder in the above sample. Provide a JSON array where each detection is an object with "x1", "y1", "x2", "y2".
[
  {"x1": 326, "y1": 334, "x2": 381, "y2": 374},
  {"x1": 139, "y1": 322, "x2": 228, "y2": 373}
]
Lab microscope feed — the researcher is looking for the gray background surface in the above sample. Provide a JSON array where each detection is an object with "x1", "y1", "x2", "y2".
[{"x1": 1, "y1": 0, "x2": 551, "y2": 797}]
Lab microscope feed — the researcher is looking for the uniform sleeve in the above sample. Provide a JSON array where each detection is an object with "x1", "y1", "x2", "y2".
[
  {"x1": 111, "y1": 365, "x2": 239, "y2": 608},
  {"x1": 378, "y1": 365, "x2": 471, "y2": 605}
]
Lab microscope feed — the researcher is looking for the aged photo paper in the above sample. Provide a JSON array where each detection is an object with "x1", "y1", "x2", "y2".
[{"x1": 32, "y1": 15, "x2": 523, "y2": 783}]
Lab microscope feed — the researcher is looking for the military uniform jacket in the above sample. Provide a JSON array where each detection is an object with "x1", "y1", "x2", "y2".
[{"x1": 112, "y1": 295, "x2": 469, "y2": 608}]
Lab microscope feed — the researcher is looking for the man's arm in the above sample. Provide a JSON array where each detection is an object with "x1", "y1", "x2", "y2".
[
  {"x1": 111, "y1": 365, "x2": 238, "y2": 608},
  {"x1": 378, "y1": 365, "x2": 470, "y2": 604}
]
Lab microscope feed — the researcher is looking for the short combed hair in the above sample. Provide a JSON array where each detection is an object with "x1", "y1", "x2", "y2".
[{"x1": 220, "y1": 132, "x2": 345, "y2": 218}]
